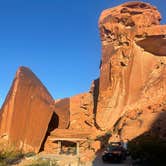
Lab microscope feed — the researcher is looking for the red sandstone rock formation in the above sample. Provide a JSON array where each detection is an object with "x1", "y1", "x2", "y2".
[
  {"x1": 96, "y1": 1, "x2": 166, "y2": 140},
  {"x1": 54, "y1": 92, "x2": 94, "y2": 130},
  {"x1": 0, "y1": 67, "x2": 69, "y2": 152},
  {"x1": 44, "y1": 92, "x2": 95, "y2": 153},
  {"x1": 54, "y1": 98, "x2": 70, "y2": 128},
  {"x1": 69, "y1": 93, "x2": 94, "y2": 129}
]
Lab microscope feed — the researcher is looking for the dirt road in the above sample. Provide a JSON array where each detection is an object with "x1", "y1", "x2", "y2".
[{"x1": 18, "y1": 153, "x2": 132, "y2": 166}]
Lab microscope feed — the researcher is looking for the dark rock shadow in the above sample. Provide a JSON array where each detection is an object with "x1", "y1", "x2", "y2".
[
  {"x1": 39, "y1": 112, "x2": 59, "y2": 152},
  {"x1": 92, "y1": 132, "x2": 112, "y2": 166},
  {"x1": 128, "y1": 111, "x2": 166, "y2": 166},
  {"x1": 92, "y1": 111, "x2": 166, "y2": 166}
]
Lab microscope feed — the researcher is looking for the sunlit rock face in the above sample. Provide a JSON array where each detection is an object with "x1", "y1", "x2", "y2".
[
  {"x1": 0, "y1": 67, "x2": 60, "y2": 152},
  {"x1": 44, "y1": 92, "x2": 95, "y2": 153},
  {"x1": 69, "y1": 92, "x2": 94, "y2": 129},
  {"x1": 54, "y1": 92, "x2": 95, "y2": 130},
  {"x1": 96, "y1": 1, "x2": 166, "y2": 138}
]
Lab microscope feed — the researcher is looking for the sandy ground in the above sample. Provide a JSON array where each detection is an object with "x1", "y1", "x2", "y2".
[{"x1": 14, "y1": 153, "x2": 132, "y2": 166}]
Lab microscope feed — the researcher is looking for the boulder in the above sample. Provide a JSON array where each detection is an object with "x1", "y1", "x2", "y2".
[
  {"x1": 54, "y1": 98, "x2": 70, "y2": 129},
  {"x1": 91, "y1": 140, "x2": 101, "y2": 152},
  {"x1": 0, "y1": 67, "x2": 57, "y2": 152}
]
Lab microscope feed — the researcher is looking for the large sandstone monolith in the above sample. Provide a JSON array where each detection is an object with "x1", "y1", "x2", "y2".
[
  {"x1": 96, "y1": 1, "x2": 166, "y2": 135},
  {"x1": 0, "y1": 67, "x2": 69, "y2": 152}
]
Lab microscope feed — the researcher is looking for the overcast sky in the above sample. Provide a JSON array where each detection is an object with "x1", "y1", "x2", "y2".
[{"x1": 0, "y1": 0, "x2": 165, "y2": 107}]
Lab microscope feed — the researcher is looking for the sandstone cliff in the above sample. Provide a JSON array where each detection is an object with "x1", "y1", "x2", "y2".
[
  {"x1": 96, "y1": 1, "x2": 166, "y2": 140},
  {"x1": 0, "y1": 67, "x2": 69, "y2": 152}
]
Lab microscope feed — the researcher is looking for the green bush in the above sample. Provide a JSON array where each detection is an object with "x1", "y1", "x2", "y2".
[
  {"x1": 0, "y1": 149, "x2": 24, "y2": 165},
  {"x1": 0, "y1": 149, "x2": 58, "y2": 166},
  {"x1": 128, "y1": 134, "x2": 166, "y2": 165},
  {"x1": 25, "y1": 152, "x2": 36, "y2": 158}
]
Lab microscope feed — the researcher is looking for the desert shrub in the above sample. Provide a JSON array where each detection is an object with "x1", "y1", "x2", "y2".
[
  {"x1": 0, "y1": 160, "x2": 6, "y2": 166},
  {"x1": 0, "y1": 148, "x2": 24, "y2": 165},
  {"x1": 27, "y1": 158, "x2": 58, "y2": 166},
  {"x1": 128, "y1": 134, "x2": 166, "y2": 165},
  {"x1": 25, "y1": 152, "x2": 36, "y2": 158},
  {"x1": 96, "y1": 130, "x2": 112, "y2": 148}
]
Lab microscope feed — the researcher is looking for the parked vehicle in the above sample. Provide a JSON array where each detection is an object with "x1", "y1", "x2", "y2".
[{"x1": 102, "y1": 142, "x2": 126, "y2": 163}]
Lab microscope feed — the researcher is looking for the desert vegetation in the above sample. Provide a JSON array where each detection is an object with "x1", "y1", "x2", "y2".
[
  {"x1": 0, "y1": 147, "x2": 24, "y2": 165},
  {"x1": 0, "y1": 144, "x2": 58, "y2": 166},
  {"x1": 128, "y1": 134, "x2": 166, "y2": 165},
  {"x1": 26, "y1": 158, "x2": 58, "y2": 166}
]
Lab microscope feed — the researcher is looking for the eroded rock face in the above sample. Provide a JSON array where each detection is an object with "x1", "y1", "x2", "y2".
[
  {"x1": 96, "y1": 0, "x2": 166, "y2": 139},
  {"x1": 0, "y1": 67, "x2": 58, "y2": 152},
  {"x1": 117, "y1": 108, "x2": 166, "y2": 140},
  {"x1": 53, "y1": 92, "x2": 94, "y2": 130},
  {"x1": 44, "y1": 92, "x2": 95, "y2": 153},
  {"x1": 1, "y1": 1, "x2": 166, "y2": 153},
  {"x1": 54, "y1": 98, "x2": 70, "y2": 129},
  {"x1": 69, "y1": 93, "x2": 94, "y2": 129}
]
